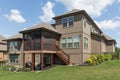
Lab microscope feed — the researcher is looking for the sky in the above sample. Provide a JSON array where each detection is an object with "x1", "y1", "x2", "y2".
[{"x1": 0, "y1": 0, "x2": 120, "y2": 47}]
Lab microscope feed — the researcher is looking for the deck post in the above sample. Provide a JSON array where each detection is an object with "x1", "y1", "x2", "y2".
[
  {"x1": 41, "y1": 31, "x2": 44, "y2": 70},
  {"x1": 51, "y1": 54, "x2": 53, "y2": 66},
  {"x1": 23, "y1": 53, "x2": 25, "y2": 69},
  {"x1": 31, "y1": 53, "x2": 35, "y2": 71}
]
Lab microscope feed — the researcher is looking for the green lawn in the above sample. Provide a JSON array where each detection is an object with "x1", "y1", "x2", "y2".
[{"x1": 1, "y1": 60, "x2": 120, "y2": 80}]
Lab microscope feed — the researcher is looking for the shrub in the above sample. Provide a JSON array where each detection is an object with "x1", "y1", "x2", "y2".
[
  {"x1": 86, "y1": 55, "x2": 98, "y2": 65},
  {"x1": 96, "y1": 54, "x2": 104, "y2": 63},
  {"x1": 3, "y1": 66, "x2": 15, "y2": 71},
  {"x1": 90, "y1": 55, "x2": 98, "y2": 65},
  {"x1": 86, "y1": 54, "x2": 109, "y2": 65},
  {"x1": 3, "y1": 66, "x2": 23, "y2": 72},
  {"x1": 104, "y1": 54, "x2": 112, "y2": 61},
  {"x1": 86, "y1": 58, "x2": 93, "y2": 65}
]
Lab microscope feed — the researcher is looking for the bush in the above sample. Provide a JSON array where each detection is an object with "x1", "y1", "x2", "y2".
[
  {"x1": 90, "y1": 55, "x2": 98, "y2": 65},
  {"x1": 3, "y1": 66, "x2": 23, "y2": 72},
  {"x1": 3, "y1": 66, "x2": 15, "y2": 71},
  {"x1": 86, "y1": 54, "x2": 110, "y2": 65},
  {"x1": 86, "y1": 55, "x2": 98, "y2": 65},
  {"x1": 104, "y1": 54, "x2": 112, "y2": 61},
  {"x1": 86, "y1": 59, "x2": 92, "y2": 65},
  {"x1": 96, "y1": 54, "x2": 104, "y2": 63}
]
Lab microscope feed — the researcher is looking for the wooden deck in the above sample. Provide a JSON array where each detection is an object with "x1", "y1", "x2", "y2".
[{"x1": 23, "y1": 50, "x2": 57, "y2": 54}]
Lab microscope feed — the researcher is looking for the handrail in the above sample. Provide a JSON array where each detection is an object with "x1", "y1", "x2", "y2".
[
  {"x1": 55, "y1": 45, "x2": 69, "y2": 56},
  {"x1": 55, "y1": 45, "x2": 69, "y2": 64}
]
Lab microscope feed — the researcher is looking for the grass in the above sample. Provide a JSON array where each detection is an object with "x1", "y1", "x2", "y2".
[{"x1": 1, "y1": 60, "x2": 120, "y2": 80}]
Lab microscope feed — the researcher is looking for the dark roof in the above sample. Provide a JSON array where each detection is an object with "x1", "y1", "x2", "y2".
[
  {"x1": 102, "y1": 33, "x2": 116, "y2": 44},
  {"x1": 53, "y1": 9, "x2": 102, "y2": 33},
  {"x1": 20, "y1": 22, "x2": 61, "y2": 34},
  {"x1": 53, "y1": 9, "x2": 81, "y2": 19},
  {"x1": 4, "y1": 33, "x2": 22, "y2": 41},
  {"x1": 0, "y1": 35, "x2": 6, "y2": 43}
]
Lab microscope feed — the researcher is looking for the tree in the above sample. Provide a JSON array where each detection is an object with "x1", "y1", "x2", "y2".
[{"x1": 115, "y1": 47, "x2": 120, "y2": 59}]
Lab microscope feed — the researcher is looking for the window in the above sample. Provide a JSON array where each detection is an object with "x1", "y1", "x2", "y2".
[
  {"x1": 61, "y1": 36, "x2": 80, "y2": 48},
  {"x1": 83, "y1": 18, "x2": 87, "y2": 28},
  {"x1": 24, "y1": 34, "x2": 31, "y2": 40},
  {"x1": 73, "y1": 36, "x2": 80, "y2": 48},
  {"x1": 61, "y1": 38, "x2": 66, "y2": 48},
  {"x1": 68, "y1": 16, "x2": 74, "y2": 26},
  {"x1": 9, "y1": 54, "x2": 19, "y2": 64},
  {"x1": 67, "y1": 37, "x2": 73, "y2": 48},
  {"x1": 62, "y1": 18, "x2": 67, "y2": 27},
  {"x1": 33, "y1": 31, "x2": 41, "y2": 39},
  {"x1": 84, "y1": 37, "x2": 88, "y2": 49},
  {"x1": 62, "y1": 16, "x2": 74, "y2": 27},
  {"x1": 9, "y1": 41, "x2": 19, "y2": 50}
]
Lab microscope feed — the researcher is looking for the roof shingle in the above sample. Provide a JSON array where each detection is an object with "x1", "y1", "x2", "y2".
[
  {"x1": 20, "y1": 22, "x2": 61, "y2": 34},
  {"x1": 0, "y1": 35, "x2": 6, "y2": 43},
  {"x1": 4, "y1": 33, "x2": 22, "y2": 41}
]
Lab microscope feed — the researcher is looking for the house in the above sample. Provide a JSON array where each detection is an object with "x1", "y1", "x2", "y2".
[
  {"x1": 53, "y1": 9, "x2": 116, "y2": 64},
  {"x1": 5, "y1": 9, "x2": 116, "y2": 70},
  {"x1": 4, "y1": 34, "x2": 23, "y2": 65},
  {"x1": 0, "y1": 35, "x2": 7, "y2": 66}
]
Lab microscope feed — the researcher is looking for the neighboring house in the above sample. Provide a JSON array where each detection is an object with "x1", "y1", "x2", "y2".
[
  {"x1": 4, "y1": 34, "x2": 23, "y2": 65},
  {"x1": 0, "y1": 35, "x2": 7, "y2": 66},
  {"x1": 4, "y1": 9, "x2": 116, "y2": 70}
]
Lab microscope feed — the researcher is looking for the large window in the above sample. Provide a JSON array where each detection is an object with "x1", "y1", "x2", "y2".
[
  {"x1": 62, "y1": 16, "x2": 74, "y2": 27},
  {"x1": 61, "y1": 38, "x2": 66, "y2": 48},
  {"x1": 73, "y1": 36, "x2": 80, "y2": 48},
  {"x1": 9, "y1": 54, "x2": 19, "y2": 64},
  {"x1": 61, "y1": 36, "x2": 80, "y2": 48},
  {"x1": 84, "y1": 37, "x2": 88, "y2": 49},
  {"x1": 9, "y1": 41, "x2": 19, "y2": 50},
  {"x1": 67, "y1": 37, "x2": 73, "y2": 48}
]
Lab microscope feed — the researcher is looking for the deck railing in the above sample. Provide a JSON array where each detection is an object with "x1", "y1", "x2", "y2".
[{"x1": 55, "y1": 46, "x2": 70, "y2": 64}]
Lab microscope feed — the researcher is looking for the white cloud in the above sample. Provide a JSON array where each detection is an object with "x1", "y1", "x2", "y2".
[
  {"x1": 56, "y1": 0, "x2": 115, "y2": 18},
  {"x1": 39, "y1": 1, "x2": 55, "y2": 22},
  {"x1": 118, "y1": 32, "x2": 120, "y2": 35},
  {"x1": 95, "y1": 18, "x2": 120, "y2": 29},
  {"x1": 4, "y1": 9, "x2": 26, "y2": 23},
  {"x1": 3, "y1": 34, "x2": 11, "y2": 38},
  {"x1": 117, "y1": 0, "x2": 120, "y2": 3}
]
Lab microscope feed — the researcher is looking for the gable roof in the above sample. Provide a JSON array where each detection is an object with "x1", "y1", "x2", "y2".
[
  {"x1": 53, "y1": 9, "x2": 102, "y2": 33},
  {"x1": 4, "y1": 33, "x2": 22, "y2": 41},
  {"x1": 0, "y1": 35, "x2": 6, "y2": 43},
  {"x1": 20, "y1": 22, "x2": 61, "y2": 34}
]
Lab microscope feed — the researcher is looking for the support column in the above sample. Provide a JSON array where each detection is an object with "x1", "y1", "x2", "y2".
[
  {"x1": 23, "y1": 53, "x2": 25, "y2": 68},
  {"x1": 31, "y1": 53, "x2": 35, "y2": 71},
  {"x1": 41, "y1": 31, "x2": 44, "y2": 70},
  {"x1": 51, "y1": 54, "x2": 53, "y2": 66}
]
